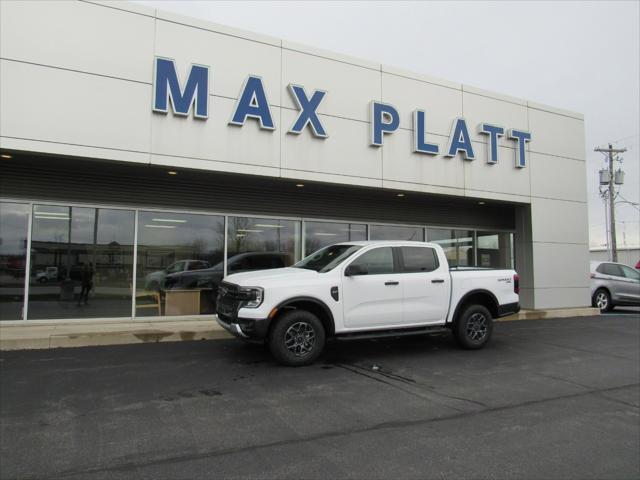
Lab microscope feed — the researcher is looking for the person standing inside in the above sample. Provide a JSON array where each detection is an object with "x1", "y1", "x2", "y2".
[{"x1": 78, "y1": 262, "x2": 94, "y2": 305}]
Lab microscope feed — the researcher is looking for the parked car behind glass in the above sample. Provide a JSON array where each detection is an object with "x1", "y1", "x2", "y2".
[
  {"x1": 144, "y1": 260, "x2": 210, "y2": 290},
  {"x1": 163, "y1": 252, "x2": 289, "y2": 306},
  {"x1": 590, "y1": 261, "x2": 640, "y2": 312}
]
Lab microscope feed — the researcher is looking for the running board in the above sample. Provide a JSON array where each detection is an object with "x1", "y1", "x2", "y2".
[{"x1": 335, "y1": 325, "x2": 450, "y2": 341}]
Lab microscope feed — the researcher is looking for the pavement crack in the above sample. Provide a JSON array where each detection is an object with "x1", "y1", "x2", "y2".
[
  {"x1": 37, "y1": 382, "x2": 640, "y2": 480},
  {"x1": 343, "y1": 363, "x2": 489, "y2": 409}
]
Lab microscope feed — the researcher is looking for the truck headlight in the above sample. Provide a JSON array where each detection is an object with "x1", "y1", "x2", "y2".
[{"x1": 240, "y1": 287, "x2": 264, "y2": 308}]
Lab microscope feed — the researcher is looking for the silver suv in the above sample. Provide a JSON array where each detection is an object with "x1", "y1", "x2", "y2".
[{"x1": 590, "y1": 261, "x2": 640, "y2": 312}]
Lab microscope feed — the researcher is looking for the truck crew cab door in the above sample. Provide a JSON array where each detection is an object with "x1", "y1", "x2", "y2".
[
  {"x1": 396, "y1": 246, "x2": 450, "y2": 325},
  {"x1": 341, "y1": 246, "x2": 404, "y2": 329}
]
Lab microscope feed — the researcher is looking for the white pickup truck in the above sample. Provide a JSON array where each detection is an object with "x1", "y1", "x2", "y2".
[{"x1": 216, "y1": 241, "x2": 520, "y2": 366}]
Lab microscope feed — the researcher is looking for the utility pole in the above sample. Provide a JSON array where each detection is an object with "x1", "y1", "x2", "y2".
[{"x1": 595, "y1": 144, "x2": 626, "y2": 262}]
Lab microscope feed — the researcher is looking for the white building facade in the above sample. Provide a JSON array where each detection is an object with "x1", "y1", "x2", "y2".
[{"x1": 0, "y1": 1, "x2": 590, "y2": 322}]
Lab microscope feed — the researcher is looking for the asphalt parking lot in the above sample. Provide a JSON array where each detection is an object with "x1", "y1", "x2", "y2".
[{"x1": 1, "y1": 315, "x2": 639, "y2": 480}]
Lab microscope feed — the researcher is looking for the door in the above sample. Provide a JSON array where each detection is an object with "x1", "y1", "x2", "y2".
[
  {"x1": 397, "y1": 246, "x2": 450, "y2": 325},
  {"x1": 598, "y1": 263, "x2": 628, "y2": 302},
  {"x1": 341, "y1": 247, "x2": 404, "y2": 329},
  {"x1": 619, "y1": 265, "x2": 640, "y2": 304}
]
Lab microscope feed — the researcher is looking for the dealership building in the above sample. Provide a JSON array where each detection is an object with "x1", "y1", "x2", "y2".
[{"x1": 0, "y1": 1, "x2": 590, "y2": 323}]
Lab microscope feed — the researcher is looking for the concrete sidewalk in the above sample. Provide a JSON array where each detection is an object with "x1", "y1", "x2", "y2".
[{"x1": 0, "y1": 308, "x2": 599, "y2": 350}]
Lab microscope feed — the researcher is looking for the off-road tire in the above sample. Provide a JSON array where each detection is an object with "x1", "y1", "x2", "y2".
[
  {"x1": 453, "y1": 304, "x2": 493, "y2": 349},
  {"x1": 268, "y1": 310, "x2": 326, "y2": 366}
]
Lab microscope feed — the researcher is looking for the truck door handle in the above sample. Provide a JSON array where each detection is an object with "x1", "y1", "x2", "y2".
[
  {"x1": 431, "y1": 279, "x2": 445, "y2": 283},
  {"x1": 385, "y1": 281, "x2": 399, "y2": 286}
]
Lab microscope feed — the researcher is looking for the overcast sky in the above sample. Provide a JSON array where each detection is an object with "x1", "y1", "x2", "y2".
[{"x1": 136, "y1": 0, "x2": 640, "y2": 249}]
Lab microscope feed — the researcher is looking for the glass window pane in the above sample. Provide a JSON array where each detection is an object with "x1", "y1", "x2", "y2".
[
  {"x1": 349, "y1": 247, "x2": 395, "y2": 275},
  {"x1": 28, "y1": 206, "x2": 135, "y2": 320},
  {"x1": 427, "y1": 228, "x2": 474, "y2": 267},
  {"x1": 304, "y1": 221, "x2": 366, "y2": 254},
  {"x1": 621, "y1": 265, "x2": 640, "y2": 280},
  {"x1": 0, "y1": 202, "x2": 29, "y2": 320},
  {"x1": 370, "y1": 224, "x2": 424, "y2": 241},
  {"x1": 227, "y1": 217, "x2": 301, "y2": 275},
  {"x1": 476, "y1": 231, "x2": 514, "y2": 269},
  {"x1": 137, "y1": 211, "x2": 224, "y2": 316},
  {"x1": 400, "y1": 247, "x2": 439, "y2": 273}
]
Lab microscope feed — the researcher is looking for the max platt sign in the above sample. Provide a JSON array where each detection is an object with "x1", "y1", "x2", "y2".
[{"x1": 152, "y1": 58, "x2": 532, "y2": 168}]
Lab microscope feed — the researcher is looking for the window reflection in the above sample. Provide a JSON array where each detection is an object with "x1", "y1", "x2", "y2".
[
  {"x1": 227, "y1": 217, "x2": 301, "y2": 275},
  {"x1": 370, "y1": 224, "x2": 424, "y2": 241},
  {"x1": 427, "y1": 228, "x2": 474, "y2": 267},
  {"x1": 0, "y1": 203, "x2": 29, "y2": 320},
  {"x1": 476, "y1": 231, "x2": 514, "y2": 269},
  {"x1": 28, "y1": 205, "x2": 135, "y2": 319},
  {"x1": 304, "y1": 221, "x2": 366, "y2": 254},
  {"x1": 136, "y1": 211, "x2": 224, "y2": 316}
]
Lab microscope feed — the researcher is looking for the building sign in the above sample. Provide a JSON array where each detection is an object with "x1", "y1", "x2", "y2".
[{"x1": 152, "y1": 58, "x2": 532, "y2": 168}]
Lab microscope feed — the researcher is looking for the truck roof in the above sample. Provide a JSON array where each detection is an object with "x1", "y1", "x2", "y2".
[{"x1": 336, "y1": 240, "x2": 440, "y2": 247}]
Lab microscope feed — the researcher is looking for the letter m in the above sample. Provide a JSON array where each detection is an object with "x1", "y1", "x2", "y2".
[{"x1": 153, "y1": 57, "x2": 209, "y2": 119}]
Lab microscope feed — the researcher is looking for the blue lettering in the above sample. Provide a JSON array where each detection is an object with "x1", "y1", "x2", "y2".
[
  {"x1": 288, "y1": 85, "x2": 328, "y2": 137},
  {"x1": 370, "y1": 102, "x2": 399, "y2": 146},
  {"x1": 508, "y1": 129, "x2": 532, "y2": 168},
  {"x1": 446, "y1": 118, "x2": 475, "y2": 160},
  {"x1": 413, "y1": 110, "x2": 439, "y2": 155},
  {"x1": 478, "y1": 123, "x2": 505, "y2": 164},
  {"x1": 153, "y1": 57, "x2": 209, "y2": 119},
  {"x1": 229, "y1": 76, "x2": 275, "y2": 130}
]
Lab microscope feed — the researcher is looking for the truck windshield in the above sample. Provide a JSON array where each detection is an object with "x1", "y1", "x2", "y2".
[{"x1": 293, "y1": 244, "x2": 362, "y2": 273}]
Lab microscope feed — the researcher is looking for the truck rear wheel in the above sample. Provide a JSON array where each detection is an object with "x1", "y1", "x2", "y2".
[
  {"x1": 268, "y1": 310, "x2": 326, "y2": 366},
  {"x1": 453, "y1": 304, "x2": 493, "y2": 349}
]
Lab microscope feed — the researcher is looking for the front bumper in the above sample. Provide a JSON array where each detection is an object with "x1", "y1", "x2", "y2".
[{"x1": 216, "y1": 314, "x2": 270, "y2": 341}]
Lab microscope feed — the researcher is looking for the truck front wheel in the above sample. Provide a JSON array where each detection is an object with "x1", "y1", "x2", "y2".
[
  {"x1": 268, "y1": 310, "x2": 326, "y2": 366},
  {"x1": 453, "y1": 304, "x2": 493, "y2": 349}
]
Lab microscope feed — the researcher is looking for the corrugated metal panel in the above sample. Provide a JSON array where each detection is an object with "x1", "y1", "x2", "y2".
[{"x1": 1, "y1": 154, "x2": 516, "y2": 230}]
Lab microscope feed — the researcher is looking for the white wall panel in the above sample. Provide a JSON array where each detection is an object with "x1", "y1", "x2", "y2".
[
  {"x1": 530, "y1": 153, "x2": 587, "y2": 202},
  {"x1": 280, "y1": 110, "x2": 382, "y2": 180},
  {"x1": 151, "y1": 96, "x2": 280, "y2": 168},
  {"x1": 531, "y1": 198, "x2": 588, "y2": 244},
  {"x1": 464, "y1": 143, "x2": 531, "y2": 197},
  {"x1": 0, "y1": 1, "x2": 154, "y2": 83},
  {"x1": 381, "y1": 73, "x2": 462, "y2": 136},
  {"x1": 281, "y1": 49, "x2": 380, "y2": 122},
  {"x1": 528, "y1": 108, "x2": 586, "y2": 160},
  {"x1": 534, "y1": 287, "x2": 590, "y2": 309},
  {"x1": 382, "y1": 130, "x2": 465, "y2": 190},
  {"x1": 154, "y1": 19, "x2": 281, "y2": 104},
  {"x1": 463, "y1": 92, "x2": 528, "y2": 145},
  {"x1": 0, "y1": 60, "x2": 151, "y2": 154},
  {"x1": 532, "y1": 242, "x2": 590, "y2": 289}
]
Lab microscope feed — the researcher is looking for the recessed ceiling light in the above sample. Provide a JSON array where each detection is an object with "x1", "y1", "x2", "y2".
[
  {"x1": 478, "y1": 201, "x2": 486, "y2": 205},
  {"x1": 296, "y1": 183, "x2": 304, "y2": 188},
  {"x1": 397, "y1": 193, "x2": 405, "y2": 197},
  {"x1": 1, "y1": 154, "x2": 12, "y2": 159},
  {"x1": 168, "y1": 170, "x2": 177, "y2": 175}
]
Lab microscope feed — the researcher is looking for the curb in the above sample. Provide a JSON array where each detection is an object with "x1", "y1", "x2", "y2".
[
  {"x1": 0, "y1": 307, "x2": 601, "y2": 351},
  {"x1": 497, "y1": 307, "x2": 600, "y2": 322}
]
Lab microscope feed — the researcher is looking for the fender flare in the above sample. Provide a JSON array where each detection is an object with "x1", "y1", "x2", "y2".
[
  {"x1": 275, "y1": 296, "x2": 336, "y2": 335},
  {"x1": 450, "y1": 289, "x2": 499, "y2": 323}
]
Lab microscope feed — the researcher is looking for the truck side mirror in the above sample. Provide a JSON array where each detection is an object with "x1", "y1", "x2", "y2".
[{"x1": 345, "y1": 264, "x2": 367, "y2": 276}]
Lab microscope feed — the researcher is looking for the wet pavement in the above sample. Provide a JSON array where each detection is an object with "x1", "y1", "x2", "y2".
[{"x1": 1, "y1": 315, "x2": 638, "y2": 479}]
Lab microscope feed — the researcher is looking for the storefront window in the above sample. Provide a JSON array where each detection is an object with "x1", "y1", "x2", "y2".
[
  {"x1": 227, "y1": 217, "x2": 301, "y2": 275},
  {"x1": 28, "y1": 205, "x2": 135, "y2": 320},
  {"x1": 0, "y1": 202, "x2": 29, "y2": 320},
  {"x1": 304, "y1": 221, "x2": 367, "y2": 255},
  {"x1": 476, "y1": 231, "x2": 514, "y2": 269},
  {"x1": 370, "y1": 224, "x2": 424, "y2": 241},
  {"x1": 136, "y1": 211, "x2": 224, "y2": 316},
  {"x1": 427, "y1": 228, "x2": 474, "y2": 267}
]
